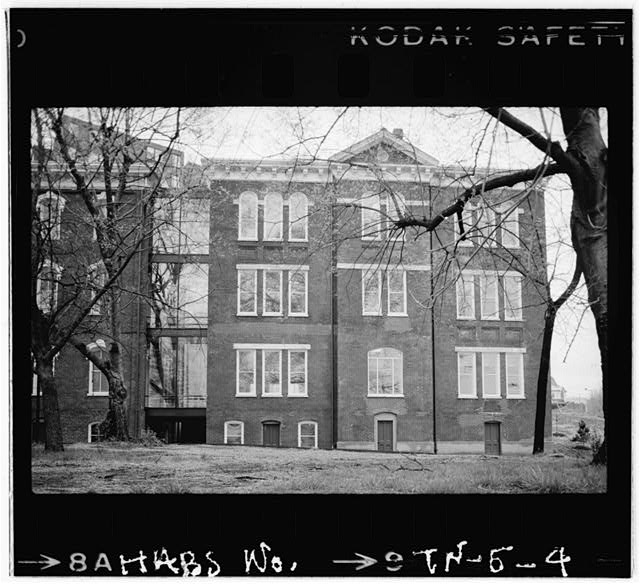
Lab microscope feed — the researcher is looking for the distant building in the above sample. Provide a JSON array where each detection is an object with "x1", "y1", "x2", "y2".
[{"x1": 550, "y1": 377, "x2": 567, "y2": 405}]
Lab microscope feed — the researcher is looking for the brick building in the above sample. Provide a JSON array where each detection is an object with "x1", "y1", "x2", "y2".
[{"x1": 33, "y1": 125, "x2": 551, "y2": 453}]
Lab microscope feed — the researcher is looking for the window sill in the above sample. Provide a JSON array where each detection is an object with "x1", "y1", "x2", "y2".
[
  {"x1": 87, "y1": 393, "x2": 109, "y2": 397},
  {"x1": 456, "y1": 316, "x2": 476, "y2": 321},
  {"x1": 262, "y1": 393, "x2": 283, "y2": 398},
  {"x1": 367, "y1": 394, "x2": 404, "y2": 398},
  {"x1": 482, "y1": 396, "x2": 502, "y2": 400},
  {"x1": 238, "y1": 238, "x2": 259, "y2": 243},
  {"x1": 237, "y1": 312, "x2": 258, "y2": 317},
  {"x1": 480, "y1": 316, "x2": 500, "y2": 321},
  {"x1": 457, "y1": 395, "x2": 478, "y2": 399},
  {"x1": 288, "y1": 239, "x2": 309, "y2": 244},
  {"x1": 288, "y1": 394, "x2": 308, "y2": 398},
  {"x1": 263, "y1": 313, "x2": 283, "y2": 317},
  {"x1": 235, "y1": 393, "x2": 257, "y2": 398},
  {"x1": 362, "y1": 313, "x2": 383, "y2": 317},
  {"x1": 288, "y1": 313, "x2": 309, "y2": 318},
  {"x1": 506, "y1": 395, "x2": 526, "y2": 400},
  {"x1": 505, "y1": 318, "x2": 524, "y2": 322},
  {"x1": 388, "y1": 313, "x2": 409, "y2": 318}
]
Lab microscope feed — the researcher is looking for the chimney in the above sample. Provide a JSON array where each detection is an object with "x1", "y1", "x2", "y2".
[{"x1": 392, "y1": 128, "x2": 404, "y2": 139}]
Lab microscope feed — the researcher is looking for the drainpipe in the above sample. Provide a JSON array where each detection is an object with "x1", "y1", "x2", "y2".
[
  {"x1": 429, "y1": 184, "x2": 438, "y2": 454},
  {"x1": 331, "y1": 197, "x2": 339, "y2": 449}
]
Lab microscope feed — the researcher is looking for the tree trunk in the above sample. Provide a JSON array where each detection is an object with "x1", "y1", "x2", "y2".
[
  {"x1": 560, "y1": 108, "x2": 608, "y2": 464},
  {"x1": 533, "y1": 306, "x2": 556, "y2": 454},
  {"x1": 38, "y1": 360, "x2": 63, "y2": 451},
  {"x1": 100, "y1": 343, "x2": 130, "y2": 441}
]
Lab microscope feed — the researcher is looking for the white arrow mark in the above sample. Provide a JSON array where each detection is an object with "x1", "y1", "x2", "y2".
[
  {"x1": 333, "y1": 553, "x2": 377, "y2": 571},
  {"x1": 18, "y1": 554, "x2": 61, "y2": 570}
]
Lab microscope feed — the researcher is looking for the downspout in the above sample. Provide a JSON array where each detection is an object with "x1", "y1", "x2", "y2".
[
  {"x1": 331, "y1": 190, "x2": 339, "y2": 449},
  {"x1": 429, "y1": 184, "x2": 438, "y2": 454}
]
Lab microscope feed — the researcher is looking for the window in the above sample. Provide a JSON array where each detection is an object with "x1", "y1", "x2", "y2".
[
  {"x1": 482, "y1": 353, "x2": 501, "y2": 398},
  {"x1": 36, "y1": 261, "x2": 61, "y2": 314},
  {"x1": 501, "y1": 208, "x2": 520, "y2": 248},
  {"x1": 263, "y1": 270, "x2": 283, "y2": 316},
  {"x1": 457, "y1": 352, "x2": 477, "y2": 398},
  {"x1": 289, "y1": 193, "x2": 308, "y2": 241},
  {"x1": 236, "y1": 349, "x2": 257, "y2": 396},
  {"x1": 288, "y1": 350, "x2": 308, "y2": 396},
  {"x1": 153, "y1": 197, "x2": 210, "y2": 254},
  {"x1": 456, "y1": 274, "x2": 475, "y2": 319},
  {"x1": 362, "y1": 270, "x2": 382, "y2": 315},
  {"x1": 150, "y1": 262, "x2": 209, "y2": 327},
  {"x1": 457, "y1": 207, "x2": 474, "y2": 247},
  {"x1": 238, "y1": 192, "x2": 258, "y2": 240},
  {"x1": 88, "y1": 422, "x2": 103, "y2": 443},
  {"x1": 237, "y1": 269, "x2": 258, "y2": 315},
  {"x1": 506, "y1": 353, "x2": 525, "y2": 398},
  {"x1": 298, "y1": 421, "x2": 318, "y2": 448},
  {"x1": 476, "y1": 205, "x2": 496, "y2": 247},
  {"x1": 288, "y1": 270, "x2": 308, "y2": 316},
  {"x1": 387, "y1": 271, "x2": 407, "y2": 315},
  {"x1": 368, "y1": 348, "x2": 403, "y2": 396},
  {"x1": 479, "y1": 274, "x2": 499, "y2": 320},
  {"x1": 503, "y1": 275, "x2": 523, "y2": 320},
  {"x1": 264, "y1": 193, "x2": 283, "y2": 241},
  {"x1": 361, "y1": 194, "x2": 381, "y2": 240},
  {"x1": 88, "y1": 352, "x2": 109, "y2": 396},
  {"x1": 147, "y1": 337, "x2": 207, "y2": 407},
  {"x1": 36, "y1": 192, "x2": 66, "y2": 240},
  {"x1": 88, "y1": 262, "x2": 107, "y2": 315},
  {"x1": 224, "y1": 421, "x2": 244, "y2": 445},
  {"x1": 386, "y1": 193, "x2": 406, "y2": 241},
  {"x1": 262, "y1": 350, "x2": 282, "y2": 396}
]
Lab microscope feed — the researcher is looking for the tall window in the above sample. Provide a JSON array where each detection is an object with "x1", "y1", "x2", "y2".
[
  {"x1": 263, "y1": 270, "x2": 283, "y2": 316},
  {"x1": 482, "y1": 353, "x2": 501, "y2": 398},
  {"x1": 480, "y1": 274, "x2": 499, "y2": 320},
  {"x1": 36, "y1": 192, "x2": 66, "y2": 240},
  {"x1": 88, "y1": 351, "x2": 109, "y2": 396},
  {"x1": 237, "y1": 269, "x2": 258, "y2": 315},
  {"x1": 457, "y1": 352, "x2": 477, "y2": 398},
  {"x1": 224, "y1": 421, "x2": 244, "y2": 445},
  {"x1": 476, "y1": 205, "x2": 496, "y2": 247},
  {"x1": 264, "y1": 193, "x2": 283, "y2": 241},
  {"x1": 36, "y1": 261, "x2": 61, "y2": 314},
  {"x1": 262, "y1": 350, "x2": 282, "y2": 396},
  {"x1": 457, "y1": 207, "x2": 474, "y2": 247},
  {"x1": 387, "y1": 271, "x2": 407, "y2": 315},
  {"x1": 368, "y1": 348, "x2": 403, "y2": 396},
  {"x1": 288, "y1": 350, "x2": 308, "y2": 396},
  {"x1": 289, "y1": 193, "x2": 308, "y2": 241},
  {"x1": 506, "y1": 353, "x2": 525, "y2": 398},
  {"x1": 501, "y1": 208, "x2": 520, "y2": 248},
  {"x1": 298, "y1": 421, "x2": 318, "y2": 448},
  {"x1": 361, "y1": 194, "x2": 381, "y2": 240},
  {"x1": 362, "y1": 270, "x2": 382, "y2": 315},
  {"x1": 456, "y1": 274, "x2": 475, "y2": 319},
  {"x1": 88, "y1": 261, "x2": 107, "y2": 315},
  {"x1": 238, "y1": 192, "x2": 258, "y2": 240},
  {"x1": 288, "y1": 271, "x2": 308, "y2": 316},
  {"x1": 503, "y1": 275, "x2": 523, "y2": 320},
  {"x1": 236, "y1": 349, "x2": 257, "y2": 396}
]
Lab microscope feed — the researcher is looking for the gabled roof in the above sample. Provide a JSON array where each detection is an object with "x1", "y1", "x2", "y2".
[{"x1": 329, "y1": 128, "x2": 440, "y2": 166}]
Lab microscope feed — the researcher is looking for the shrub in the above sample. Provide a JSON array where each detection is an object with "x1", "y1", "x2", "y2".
[
  {"x1": 134, "y1": 428, "x2": 166, "y2": 447},
  {"x1": 571, "y1": 420, "x2": 591, "y2": 442}
]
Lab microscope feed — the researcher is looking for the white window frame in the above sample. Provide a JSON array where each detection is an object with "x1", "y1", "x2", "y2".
[
  {"x1": 479, "y1": 273, "x2": 500, "y2": 321},
  {"x1": 457, "y1": 207, "x2": 474, "y2": 247},
  {"x1": 387, "y1": 270, "x2": 407, "y2": 316},
  {"x1": 36, "y1": 261, "x2": 62, "y2": 314},
  {"x1": 501, "y1": 208, "x2": 520, "y2": 249},
  {"x1": 456, "y1": 274, "x2": 475, "y2": 320},
  {"x1": 361, "y1": 194, "x2": 381, "y2": 240},
  {"x1": 457, "y1": 352, "x2": 477, "y2": 398},
  {"x1": 481, "y1": 352, "x2": 501, "y2": 399},
  {"x1": 36, "y1": 191, "x2": 66, "y2": 240},
  {"x1": 87, "y1": 358, "x2": 109, "y2": 396},
  {"x1": 261, "y1": 349, "x2": 282, "y2": 397},
  {"x1": 505, "y1": 353, "x2": 525, "y2": 399},
  {"x1": 367, "y1": 348, "x2": 404, "y2": 397},
  {"x1": 288, "y1": 192, "x2": 309, "y2": 242},
  {"x1": 503, "y1": 274, "x2": 523, "y2": 321},
  {"x1": 287, "y1": 349, "x2": 308, "y2": 397},
  {"x1": 224, "y1": 421, "x2": 245, "y2": 445},
  {"x1": 262, "y1": 269, "x2": 283, "y2": 316},
  {"x1": 88, "y1": 422, "x2": 102, "y2": 443},
  {"x1": 263, "y1": 192, "x2": 284, "y2": 241},
  {"x1": 477, "y1": 205, "x2": 496, "y2": 248},
  {"x1": 238, "y1": 191, "x2": 258, "y2": 241},
  {"x1": 362, "y1": 270, "x2": 382, "y2": 316},
  {"x1": 298, "y1": 421, "x2": 318, "y2": 448},
  {"x1": 237, "y1": 269, "x2": 258, "y2": 316},
  {"x1": 236, "y1": 349, "x2": 257, "y2": 397},
  {"x1": 288, "y1": 270, "x2": 308, "y2": 317},
  {"x1": 88, "y1": 261, "x2": 107, "y2": 315}
]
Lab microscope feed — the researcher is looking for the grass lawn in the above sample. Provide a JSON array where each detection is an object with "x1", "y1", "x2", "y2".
[{"x1": 32, "y1": 419, "x2": 605, "y2": 494}]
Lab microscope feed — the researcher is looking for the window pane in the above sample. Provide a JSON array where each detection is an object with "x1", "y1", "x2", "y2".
[
  {"x1": 239, "y1": 192, "x2": 258, "y2": 239},
  {"x1": 456, "y1": 275, "x2": 475, "y2": 319},
  {"x1": 263, "y1": 350, "x2": 281, "y2": 394},
  {"x1": 179, "y1": 339, "x2": 207, "y2": 406},
  {"x1": 238, "y1": 270, "x2": 256, "y2": 313},
  {"x1": 153, "y1": 199, "x2": 181, "y2": 253},
  {"x1": 150, "y1": 263, "x2": 208, "y2": 327},
  {"x1": 501, "y1": 210, "x2": 520, "y2": 248},
  {"x1": 363, "y1": 272, "x2": 381, "y2": 314},
  {"x1": 237, "y1": 350, "x2": 256, "y2": 395},
  {"x1": 482, "y1": 353, "x2": 500, "y2": 397},
  {"x1": 178, "y1": 264, "x2": 209, "y2": 326},
  {"x1": 480, "y1": 274, "x2": 499, "y2": 319},
  {"x1": 180, "y1": 198, "x2": 210, "y2": 254},
  {"x1": 226, "y1": 422, "x2": 243, "y2": 444},
  {"x1": 458, "y1": 208, "x2": 474, "y2": 246},
  {"x1": 503, "y1": 275, "x2": 523, "y2": 320},
  {"x1": 264, "y1": 270, "x2": 282, "y2": 314},
  {"x1": 299, "y1": 423, "x2": 316, "y2": 448},
  {"x1": 289, "y1": 350, "x2": 307, "y2": 395},
  {"x1": 289, "y1": 193, "x2": 308, "y2": 240},
  {"x1": 289, "y1": 272, "x2": 307, "y2": 314},
  {"x1": 477, "y1": 206, "x2": 496, "y2": 246},
  {"x1": 506, "y1": 353, "x2": 524, "y2": 397},
  {"x1": 361, "y1": 194, "x2": 380, "y2": 239},
  {"x1": 458, "y1": 353, "x2": 476, "y2": 397},
  {"x1": 147, "y1": 337, "x2": 178, "y2": 407},
  {"x1": 368, "y1": 348, "x2": 402, "y2": 395},
  {"x1": 264, "y1": 193, "x2": 283, "y2": 240},
  {"x1": 388, "y1": 271, "x2": 406, "y2": 314}
]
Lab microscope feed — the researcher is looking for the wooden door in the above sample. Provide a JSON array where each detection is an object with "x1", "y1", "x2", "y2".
[
  {"x1": 263, "y1": 422, "x2": 281, "y2": 447},
  {"x1": 484, "y1": 421, "x2": 501, "y2": 455},
  {"x1": 377, "y1": 420, "x2": 394, "y2": 452}
]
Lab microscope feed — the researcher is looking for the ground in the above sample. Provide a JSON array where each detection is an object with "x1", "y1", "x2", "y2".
[{"x1": 32, "y1": 410, "x2": 605, "y2": 494}]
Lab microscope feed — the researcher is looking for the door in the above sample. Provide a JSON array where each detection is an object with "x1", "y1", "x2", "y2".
[
  {"x1": 484, "y1": 421, "x2": 501, "y2": 455},
  {"x1": 263, "y1": 422, "x2": 281, "y2": 447},
  {"x1": 377, "y1": 420, "x2": 394, "y2": 452}
]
